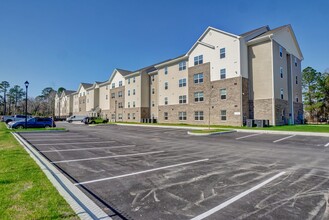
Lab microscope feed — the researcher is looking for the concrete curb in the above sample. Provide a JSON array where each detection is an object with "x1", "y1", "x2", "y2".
[
  {"x1": 234, "y1": 129, "x2": 329, "y2": 137},
  {"x1": 116, "y1": 123, "x2": 329, "y2": 137},
  {"x1": 16, "y1": 130, "x2": 68, "y2": 133},
  {"x1": 187, "y1": 130, "x2": 236, "y2": 136},
  {"x1": 12, "y1": 132, "x2": 111, "y2": 220}
]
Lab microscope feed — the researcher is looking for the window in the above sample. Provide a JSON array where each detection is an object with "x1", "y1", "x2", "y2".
[
  {"x1": 132, "y1": 113, "x2": 135, "y2": 119},
  {"x1": 127, "y1": 113, "x2": 131, "y2": 119},
  {"x1": 279, "y1": 46, "x2": 283, "y2": 58},
  {"x1": 128, "y1": 90, "x2": 130, "y2": 96},
  {"x1": 151, "y1": 75, "x2": 155, "y2": 81},
  {"x1": 281, "y1": 109, "x2": 285, "y2": 120},
  {"x1": 119, "y1": 81, "x2": 122, "y2": 87},
  {"x1": 106, "y1": 95, "x2": 108, "y2": 100},
  {"x1": 164, "y1": 97, "x2": 168, "y2": 105},
  {"x1": 194, "y1": 111, "x2": 204, "y2": 120},
  {"x1": 164, "y1": 82, "x2": 168, "y2": 90},
  {"x1": 118, "y1": 114, "x2": 122, "y2": 120},
  {"x1": 296, "y1": 95, "x2": 299, "y2": 103},
  {"x1": 220, "y1": 69, "x2": 226, "y2": 79},
  {"x1": 128, "y1": 78, "x2": 130, "y2": 84},
  {"x1": 296, "y1": 76, "x2": 298, "y2": 84},
  {"x1": 179, "y1": 61, "x2": 186, "y2": 71},
  {"x1": 112, "y1": 83, "x2": 115, "y2": 89},
  {"x1": 280, "y1": 67, "x2": 283, "y2": 78},
  {"x1": 220, "y1": 48, "x2": 226, "y2": 59},
  {"x1": 220, "y1": 110, "x2": 227, "y2": 121},
  {"x1": 194, "y1": 92, "x2": 204, "y2": 102},
  {"x1": 164, "y1": 112, "x2": 168, "y2": 120},
  {"x1": 128, "y1": 102, "x2": 130, "y2": 108},
  {"x1": 179, "y1": 95, "x2": 187, "y2": 104},
  {"x1": 194, "y1": 55, "x2": 203, "y2": 65},
  {"x1": 118, "y1": 102, "x2": 123, "y2": 108},
  {"x1": 179, "y1": 78, "x2": 186, "y2": 87},
  {"x1": 111, "y1": 114, "x2": 115, "y2": 120},
  {"x1": 111, "y1": 93, "x2": 115, "y2": 98},
  {"x1": 118, "y1": 91, "x2": 123, "y2": 97},
  {"x1": 294, "y1": 57, "x2": 298, "y2": 67},
  {"x1": 164, "y1": 67, "x2": 168, "y2": 75},
  {"x1": 106, "y1": 85, "x2": 108, "y2": 90},
  {"x1": 179, "y1": 112, "x2": 187, "y2": 120},
  {"x1": 220, "y1": 88, "x2": 227, "y2": 99},
  {"x1": 152, "y1": 101, "x2": 155, "y2": 107},
  {"x1": 133, "y1": 77, "x2": 136, "y2": 83},
  {"x1": 280, "y1": 88, "x2": 284, "y2": 99},
  {"x1": 133, "y1": 101, "x2": 136, "y2": 107},
  {"x1": 194, "y1": 73, "x2": 204, "y2": 84},
  {"x1": 133, "y1": 89, "x2": 135, "y2": 95},
  {"x1": 152, "y1": 88, "x2": 155, "y2": 94}
]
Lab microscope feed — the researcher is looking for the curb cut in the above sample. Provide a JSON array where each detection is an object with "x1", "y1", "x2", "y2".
[
  {"x1": 12, "y1": 132, "x2": 111, "y2": 220},
  {"x1": 187, "y1": 130, "x2": 236, "y2": 136}
]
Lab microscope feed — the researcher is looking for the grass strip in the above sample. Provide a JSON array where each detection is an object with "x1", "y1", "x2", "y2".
[{"x1": 0, "y1": 122, "x2": 77, "y2": 219}]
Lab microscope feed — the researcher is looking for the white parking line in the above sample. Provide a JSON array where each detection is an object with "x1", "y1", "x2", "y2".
[
  {"x1": 34, "y1": 141, "x2": 116, "y2": 146},
  {"x1": 40, "y1": 145, "x2": 136, "y2": 153},
  {"x1": 236, "y1": 133, "x2": 261, "y2": 140},
  {"x1": 273, "y1": 135, "x2": 296, "y2": 143},
  {"x1": 325, "y1": 142, "x2": 329, "y2": 147},
  {"x1": 75, "y1": 158, "x2": 209, "y2": 185},
  {"x1": 51, "y1": 150, "x2": 164, "y2": 164},
  {"x1": 31, "y1": 138, "x2": 99, "y2": 142},
  {"x1": 190, "y1": 171, "x2": 286, "y2": 220}
]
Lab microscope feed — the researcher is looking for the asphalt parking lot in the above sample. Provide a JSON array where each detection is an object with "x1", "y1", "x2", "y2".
[{"x1": 18, "y1": 123, "x2": 329, "y2": 220}]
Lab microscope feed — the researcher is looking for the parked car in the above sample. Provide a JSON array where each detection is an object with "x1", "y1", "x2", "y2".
[
  {"x1": 66, "y1": 115, "x2": 87, "y2": 123},
  {"x1": 1, "y1": 115, "x2": 32, "y2": 124},
  {"x1": 82, "y1": 117, "x2": 109, "y2": 124},
  {"x1": 8, "y1": 117, "x2": 55, "y2": 129}
]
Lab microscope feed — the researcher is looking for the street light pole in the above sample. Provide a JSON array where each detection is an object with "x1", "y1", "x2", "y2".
[{"x1": 24, "y1": 81, "x2": 29, "y2": 129}]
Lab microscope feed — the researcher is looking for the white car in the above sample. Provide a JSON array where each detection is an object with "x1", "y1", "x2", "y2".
[{"x1": 66, "y1": 115, "x2": 87, "y2": 123}]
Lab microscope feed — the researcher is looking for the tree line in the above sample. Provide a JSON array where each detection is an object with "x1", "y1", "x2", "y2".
[
  {"x1": 0, "y1": 81, "x2": 65, "y2": 117},
  {"x1": 302, "y1": 67, "x2": 329, "y2": 122}
]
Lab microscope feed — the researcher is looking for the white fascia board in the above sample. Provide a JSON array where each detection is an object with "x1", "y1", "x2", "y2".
[
  {"x1": 247, "y1": 34, "x2": 273, "y2": 45},
  {"x1": 124, "y1": 71, "x2": 140, "y2": 79},
  {"x1": 286, "y1": 24, "x2": 304, "y2": 60},
  {"x1": 148, "y1": 70, "x2": 158, "y2": 75},
  {"x1": 154, "y1": 56, "x2": 188, "y2": 69}
]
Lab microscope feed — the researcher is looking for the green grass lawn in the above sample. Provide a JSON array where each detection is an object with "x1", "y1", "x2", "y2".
[
  {"x1": 116, "y1": 121, "x2": 329, "y2": 133},
  {"x1": 0, "y1": 122, "x2": 77, "y2": 219},
  {"x1": 12, "y1": 127, "x2": 66, "y2": 132},
  {"x1": 189, "y1": 129, "x2": 233, "y2": 134}
]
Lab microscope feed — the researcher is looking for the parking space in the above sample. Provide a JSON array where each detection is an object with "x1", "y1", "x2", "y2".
[{"x1": 18, "y1": 125, "x2": 329, "y2": 220}]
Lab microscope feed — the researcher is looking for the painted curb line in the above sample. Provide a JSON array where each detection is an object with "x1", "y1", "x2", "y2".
[
  {"x1": 12, "y1": 132, "x2": 111, "y2": 220},
  {"x1": 234, "y1": 129, "x2": 329, "y2": 137},
  {"x1": 187, "y1": 130, "x2": 236, "y2": 136}
]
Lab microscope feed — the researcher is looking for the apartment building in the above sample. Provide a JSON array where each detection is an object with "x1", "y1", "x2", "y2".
[
  {"x1": 54, "y1": 90, "x2": 75, "y2": 118},
  {"x1": 55, "y1": 24, "x2": 303, "y2": 126}
]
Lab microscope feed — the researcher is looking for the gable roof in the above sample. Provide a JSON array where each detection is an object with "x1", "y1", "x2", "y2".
[{"x1": 240, "y1": 25, "x2": 269, "y2": 38}]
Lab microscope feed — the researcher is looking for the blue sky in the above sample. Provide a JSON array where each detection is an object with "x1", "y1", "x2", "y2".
[{"x1": 0, "y1": 0, "x2": 328, "y2": 97}]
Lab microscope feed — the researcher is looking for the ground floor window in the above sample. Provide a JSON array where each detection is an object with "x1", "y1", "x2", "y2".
[
  {"x1": 132, "y1": 113, "x2": 136, "y2": 120},
  {"x1": 111, "y1": 114, "x2": 115, "y2": 120},
  {"x1": 194, "y1": 111, "x2": 204, "y2": 121},
  {"x1": 164, "y1": 112, "x2": 168, "y2": 120},
  {"x1": 127, "y1": 113, "x2": 130, "y2": 119},
  {"x1": 179, "y1": 112, "x2": 187, "y2": 121},
  {"x1": 220, "y1": 110, "x2": 227, "y2": 120},
  {"x1": 118, "y1": 114, "x2": 122, "y2": 120}
]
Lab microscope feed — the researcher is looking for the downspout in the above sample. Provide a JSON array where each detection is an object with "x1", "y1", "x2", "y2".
[{"x1": 270, "y1": 35, "x2": 275, "y2": 126}]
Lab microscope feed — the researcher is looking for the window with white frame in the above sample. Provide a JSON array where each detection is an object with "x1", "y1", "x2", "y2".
[
  {"x1": 294, "y1": 57, "x2": 298, "y2": 67},
  {"x1": 132, "y1": 113, "x2": 135, "y2": 119},
  {"x1": 118, "y1": 114, "x2": 122, "y2": 120},
  {"x1": 194, "y1": 73, "x2": 203, "y2": 84},
  {"x1": 164, "y1": 112, "x2": 168, "y2": 120},
  {"x1": 279, "y1": 46, "x2": 283, "y2": 58},
  {"x1": 118, "y1": 91, "x2": 123, "y2": 97},
  {"x1": 106, "y1": 85, "x2": 108, "y2": 90},
  {"x1": 179, "y1": 95, "x2": 187, "y2": 104},
  {"x1": 179, "y1": 61, "x2": 186, "y2": 71},
  {"x1": 164, "y1": 67, "x2": 168, "y2": 75},
  {"x1": 280, "y1": 88, "x2": 284, "y2": 99},
  {"x1": 106, "y1": 95, "x2": 108, "y2": 100},
  {"x1": 128, "y1": 102, "x2": 130, "y2": 108},
  {"x1": 280, "y1": 67, "x2": 283, "y2": 78},
  {"x1": 111, "y1": 114, "x2": 115, "y2": 120},
  {"x1": 194, "y1": 111, "x2": 204, "y2": 120},
  {"x1": 133, "y1": 89, "x2": 135, "y2": 95},
  {"x1": 220, "y1": 48, "x2": 226, "y2": 59},
  {"x1": 118, "y1": 102, "x2": 123, "y2": 108},
  {"x1": 220, "y1": 88, "x2": 227, "y2": 99},
  {"x1": 220, "y1": 69, "x2": 226, "y2": 79},
  {"x1": 220, "y1": 110, "x2": 227, "y2": 120},
  {"x1": 128, "y1": 90, "x2": 130, "y2": 96},
  {"x1": 128, "y1": 78, "x2": 130, "y2": 84},
  {"x1": 194, "y1": 92, "x2": 204, "y2": 102},
  {"x1": 133, "y1": 77, "x2": 136, "y2": 83},
  {"x1": 111, "y1": 93, "x2": 115, "y2": 98},
  {"x1": 152, "y1": 101, "x2": 155, "y2": 107},
  {"x1": 179, "y1": 112, "x2": 187, "y2": 120},
  {"x1": 194, "y1": 55, "x2": 203, "y2": 65},
  {"x1": 164, "y1": 82, "x2": 168, "y2": 90},
  {"x1": 119, "y1": 81, "x2": 122, "y2": 87},
  {"x1": 152, "y1": 88, "x2": 155, "y2": 94},
  {"x1": 164, "y1": 97, "x2": 168, "y2": 105},
  {"x1": 133, "y1": 101, "x2": 135, "y2": 107},
  {"x1": 127, "y1": 113, "x2": 130, "y2": 119},
  {"x1": 112, "y1": 83, "x2": 115, "y2": 89},
  {"x1": 179, "y1": 78, "x2": 186, "y2": 87}
]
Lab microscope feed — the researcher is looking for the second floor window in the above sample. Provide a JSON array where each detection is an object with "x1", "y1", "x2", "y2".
[
  {"x1": 128, "y1": 78, "x2": 130, "y2": 84},
  {"x1": 133, "y1": 101, "x2": 135, "y2": 107},
  {"x1": 179, "y1": 61, "x2": 186, "y2": 71},
  {"x1": 194, "y1": 73, "x2": 204, "y2": 84},
  {"x1": 179, "y1": 78, "x2": 186, "y2": 87},
  {"x1": 119, "y1": 81, "x2": 122, "y2": 87},
  {"x1": 118, "y1": 102, "x2": 123, "y2": 108},
  {"x1": 294, "y1": 57, "x2": 298, "y2": 67},
  {"x1": 194, "y1": 55, "x2": 203, "y2": 65},
  {"x1": 164, "y1": 97, "x2": 168, "y2": 105},
  {"x1": 220, "y1": 69, "x2": 226, "y2": 79},
  {"x1": 128, "y1": 102, "x2": 130, "y2": 108},
  {"x1": 112, "y1": 83, "x2": 115, "y2": 89},
  {"x1": 194, "y1": 92, "x2": 204, "y2": 102},
  {"x1": 220, "y1": 48, "x2": 226, "y2": 59},
  {"x1": 164, "y1": 82, "x2": 168, "y2": 90},
  {"x1": 220, "y1": 88, "x2": 227, "y2": 99},
  {"x1": 179, "y1": 95, "x2": 187, "y2": 104}
]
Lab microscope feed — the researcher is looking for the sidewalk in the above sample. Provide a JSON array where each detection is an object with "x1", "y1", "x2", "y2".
[{"x1": 116, "y1": 123, "x2": 329, "y2": 137}]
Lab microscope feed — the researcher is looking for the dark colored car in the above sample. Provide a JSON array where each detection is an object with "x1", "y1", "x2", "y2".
[{"x1": 9, "y1": 117, "x2": 55, "y2": 129}]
